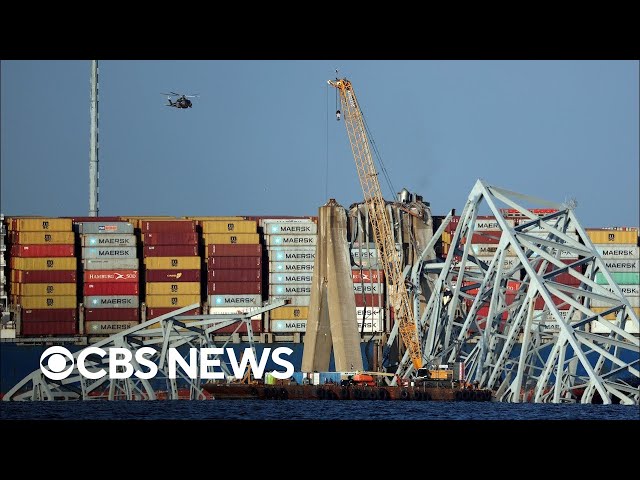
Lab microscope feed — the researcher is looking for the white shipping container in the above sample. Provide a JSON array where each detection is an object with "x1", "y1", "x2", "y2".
[
  {"x1": 81, "y1": 234, "x2": 137, "y2": 247},
  {"x1": 268, "y1": 247, "x2": 316, "y2": 262},
  {"x1": 591, "y1": 319, "x2": 639, "y2": 334},
  {"x1": 591, "y1": 296, "x2": 640, "y2": 308},
  {"x1": 84, "y1": 295, "x2": 139, "y2": 309},
  {"x1": 355, "y1": 307, "x2": 385, "y2": 320},
  {"x1": 269, "y1": 295, "x2": 311, "y2": 306},
  {"x1": 356, "y1": 317, "x2": 384, "y2": 333},
  {"x1": 83, "y1": 258, "x2": 139, "y2": 270},
  {"x1": 269, "y1": 284, "x2": 312, "y2": 296},
  {"x1": 264, "y1": 223, "x2": 317, "y2": 235},
  {"x1": 82, "y1": 247, "x2": 137, "y2": 259},
  {"x1": 601, "y1": 285, "x2": 639, "y2": 296},
  {"x1": 267, "y1": 235, "x2": 317, "y2": 247},
  {"x1": 595, "y1": 245, "x2": 639, "y2": 259},
  {"x1": 354, "y1": 283, "x2": 383, "y2": 294},
  {"x1": 471, "y1": 244, "x2": 516, "y2": 257},
  {"x1": 208, "y1": 306, "x2": 262, "y2": 320},
  {"x1": 269, "y1": 262, "x2": 315, "y2": 273},
  {"x1": 79, "y1": 222, "x2": 134, "y2": 234},
  {"x1": 208, "y1": 294, "x2": 262, "y2": 307},
  {"x1": 602, "y1": 259, "x2": 639, "y2": 273},
  {"x1": 269, "y1": 272, "x2": 313, "y2": 284},
  {"x1": 271, "y1": 319, "x2": 307, "y2": 333}
]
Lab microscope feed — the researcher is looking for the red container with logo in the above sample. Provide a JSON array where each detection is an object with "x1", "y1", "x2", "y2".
[
  {"x1": 146, "y1": 307, "x2": 201, "y2": 319},
  {"x1": 84, "y1": 308, "x2": 139, "y2": 321},
  {"x1": 208, "y1": 269, "x2": 262, "y2": 282},
  {"x1": 354, "y1": 294, "x2": 383, "y2": 307},
  {"x1": 10, "y1": 270, "x2": 77, "y2": 283},
  {"x1": 207, "y1": 244, "x2": 263, "y2": 257},
  {"x1": 83, "y1": 282, "x2": 140, "y2": 296},
  {"x1": 145, "y1": 269, "x2": 201, "y2": 282},
  {"x1": 11, "y1": 244, "x2": 75, "y2": 257},
  {"x1": 214, "y1": 319, "x2": 262, "y2": 334},
  {"x1": 143, "y1": 232, "x2": 198, "y2": 245},
  {"x1": 84, "y1": 270, "x2": 139, "y2": 283},
  {"x1": 352, "y1": 269, "x2": 384, "y2": 283},
  {"x1": 141, "y1": 220, "x2": 196, "y2": 233},
  {"x1": 144, "y1": 245, "x2": 199, "y2": 257},
  {"x1": 208, "y1": 256, "x2": 262, "y2": 269},
  {"x1": 22, "y1": 308, "x2": 78, "y2": 322},
  {"x1": 21, "y1": 321, "x2": 78, "y2": 336},
  {"x1": 207, "y1": 282, "x2": 262, "y2": 295}
]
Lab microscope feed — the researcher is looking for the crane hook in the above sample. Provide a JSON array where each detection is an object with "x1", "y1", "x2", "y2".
[{"x1": 336, "y1": 109, "x2": 341, "y2": 121}]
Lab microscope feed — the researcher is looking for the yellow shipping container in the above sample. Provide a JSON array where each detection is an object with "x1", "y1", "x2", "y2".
[
  {"x1": 270, "y1": 306, "x2": 309, "y2": 320},
  {"x1": 587, "y1": 230, "x2": 638, "y2": 245},
  {"x1": 144, "y1": 257, "x2": 201, "y2": 270},
  {"x1": 146, "y1": 282, "x2": 201, "y2": 295},
  {"x1": 12, "y1": 257, "x2": 77, "y2": 271},
  {"x1": 15, "y1": 283, "x2": 76, "y2": 296},
  {"x1": 201, "y1": 220, "x2": 257, "y2": 234},
  {"x1": 202, "y1": 233, "x2": 260, "y2": 245},
  {"x1": 592, "y1": 306, "x2": 640, "y2": 321},
  {"x1": 145, "y1": 294, "x2": 202, "y2": 308},
  {"x1": 186, "y1": 216, "x2": 244, "y2": 221},
  {"x1": 442, "y1": 231, "x2": 452, "y2": 244},
  {"x1": 18, "y1": 295, "x2": 77, "y2": 309},
  {"x1": 11, "y1": 218, "x2": 72, "y2": 232},
  {"x1": 10, "y1": 231, "x2": 75, "y2": 244}
]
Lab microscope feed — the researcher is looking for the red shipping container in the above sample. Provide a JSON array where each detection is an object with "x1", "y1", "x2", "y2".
[
  {"x1": 208, "y1": 256, "x2": 262, "y2": 269},
  {"x1": 83, "y1": 282, "x2": 140, "y2": 296},
  {"x1": 144, "y1": 245, "x2": 199, "y2": 257},
  {"x1": 146, "y1": 307, "x2": 201, "y2": 319},
  {"x1": 207, "y1": 282, "x2": 262, "y2": 295},
  {"x1": 84, "y1": 308, "x2": 140, "y2": 321},
  {"x1": 145, "y1": 269, "x2": 201, "y2": 282},
  {"x1": 143, "y1": 232, "x2": 198, "y2": 245},
  {"x1": 11, "y1": 244, "x2": 75, "y2": 257},
  {"x1": 214, "y1": 319, "x2": 262, "y2": 334},
  {"x1": 22, "y1": 308, "x2": 78, "y2": 322},
  {"x1": 21, "y1": 321, "x2": 78, "y2": 336},
  {"x1": 10, "y1": 270, "x2": 77, "y2": 283},
  {"x1": 354, "y1": 294, "x2": 383, "y2": 307},
  {"x1": 141, "y1": 220, "x2": 196, "y2": 233},
  {"x1": 352, "y1": 269, "x2": 384, "y2": 283},
  {"x1": 208, "y1": 269, "x2": 262, "y2": 282},
  {"x1": 84, "y1": 270, "x2": 139, "y2": 283},
  {"x1": 207, "y1": 244, "x2": 263, "y2": 257}
]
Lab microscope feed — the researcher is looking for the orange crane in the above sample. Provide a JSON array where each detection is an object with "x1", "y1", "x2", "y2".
[{"x1": 328, "y1": 77, "x2": 422, "y2": 370}]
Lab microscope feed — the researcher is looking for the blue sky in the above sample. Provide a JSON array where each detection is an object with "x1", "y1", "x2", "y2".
[{"x1": 1, "y1": 60, "x2": 638, "y2": 227}]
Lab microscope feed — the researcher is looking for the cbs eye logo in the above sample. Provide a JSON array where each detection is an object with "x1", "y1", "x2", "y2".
[{"x1": 40, "y1": 346, "x2": 75, "y2": 380}]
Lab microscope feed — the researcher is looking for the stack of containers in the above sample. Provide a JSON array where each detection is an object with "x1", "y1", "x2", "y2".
[
  {"x1": 262, "y1": 218, "x2": 317, "y2": 334},
  {"x1": 587, "y1": 227, "x2": 639, "y2": 333},
  {"x1": 141, "y1": 219, "x2": 202, "y2": 321},
  {"x1": 8, "y1": 218, "x2": 77, "y2": 336},
  {"x1": 79, "y1": 220, "x2": 140, "y2": 335},
  {"x1": 351, "y1": 256, "x2": 385, "y2": 333},
  {"x1": 0, "y1": 215, "x2": 8, "y2": 322},
  {"x1": 202, "y1": 218, "x2": 262, "y2": 334}
]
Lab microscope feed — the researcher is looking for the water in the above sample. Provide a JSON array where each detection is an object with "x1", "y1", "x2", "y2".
[{"x1": 1, "y1": 400, "x2": 638, "y2": 420}]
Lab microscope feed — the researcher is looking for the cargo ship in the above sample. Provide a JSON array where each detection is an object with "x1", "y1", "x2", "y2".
[{"x1": 1, "y1": 202, "x2": 639, "y2": 399}]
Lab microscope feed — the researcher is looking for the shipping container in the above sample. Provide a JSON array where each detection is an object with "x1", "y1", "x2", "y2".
[
  {"x1": 144, "y1": 256, "x2": 201, "y2": 270},
  {"x1": 595, "y1": 272, "x2": 640, "y2": 285},
  {"x1": 145, "y1": 269, "x2": 201, "y2": 282},
  {"x1": 21, "y1": 321, "x2": 77, "y2": 336},
  {"x1": 471, "y1": 244, "x2": 517, "y2": 257},
  {"x1": 83, "y1": 258, "x2": 139, "y2": 270},
  {"x1": 445, "y1": 216, "x2": 502, "y2": 233},
  {"x1": 82, "y1": 247, "x2": 137, "y2": 259},
  {"x1": 66, "y1": 216, "x2": 122, "y2": 223},
  {"x1": 22, "y1": 308, "x2": 77, "y2": 322},
  {"x1": 263, "y1": 222, "x2": 317, "y2": 235},
  {"x1": 78, "y1": 222, "x2": 134, "y2": 235},
  {"x1": 84, "y1": 308, "x2": 139, "y2": 322},
  {"x1": 9, "y1": 231, "x2": 75, "y2": 244},
  {"x1": 591, "y1": 306, "x2": 640, "y2": 321},
  {"x1": 355, "y1": 317, "x2": 384, "y2": 333},
  {"x1": 269, "y1": 284, "x2": 311, "y2": 296},
  {"x1": 11, "y1": 270, "x2": 77, "y2": 283},
  {"x1": 269, "y1": 295, "x2": 310, "y2": 306},
  {"x1": 145, "y1": 294, "x2": 201, "y2": 308},
  {"x1": 207, "y1": 282, "x2": 261, "y2": 295},
  {"x1": 208, "y1": 269, "x2": 262, "y2": 282},
  {"x1": 143, "y1": 245, "x2": 199, "y2": 257},
  {"x1": 587, "y1": 230, "x2": 638, "y2": 245},
  {"x1": 143, "y1": 232, "x2": 198, "y2": 245},
  {"x1": 16, "y1": 295, "x2": 77, "y2": 309},
  {"x1": 354, "y1": 293, "x2": 383, "y2": 307},
  {"x1": 208, "y1": 294, "x2": 262, "y2": 307},
  {"x1": 268, "y1": 262, "x2": 314, "y2": 273},
  {"x1": 207, "y1": 244, "x2": 262, "y2": 257},
  {"x1": 353, "y1": 283, "x2": 383, "y2": 294},
  {"x1": 11, "y1": 218, "x2": 72, "y2": 232},
  {"x1": 11, "y1": 244, "x2": 75, "y2": 257},
  {"x1": 146, "y1": 282, "x2": 201, "y2": 295},
  {"x1": 269, "y1": 272, "x2": 313, "y2": 284},
  {"x1": 202, "y1": 233, "x2": 260, "y2": 245},
  {"x1": 141, "y1": 220, "x2": 196, "y2": 233},
  {"x1": 270, "y1": 306, "x2": 308, "y2": 320},
  {"x1": 84, "y1": 295, "x2": 140, "y2": 309},
  {"x1": 595, "y1": 245, "x2": 639, "y2": 259},
  {"x1": 146, "y1": 307, "x2": 201, "y2": 319},
  {"x1": 271, "y1": 319, "x2": 307, "y2": 332},
  {"x1": 208, "y1": 256, "x2": 262, "y2": 269},
  {"x1": 352, "y1": 269, "x2": 384, "y2": 283},
  {"x1": 14, "y1": 283, "x2": 76, "y2": 296},
  {"x1": 81, "y1": 234, "x2": 136, "y2": 247},
  {"x1": 207, "y1": 306, "x2": 261, "y2": 321},
  {"x1": 83, "y1": 282, "x2": 140, "y2": 296},
  {"x1": 86, "y1": 321, "x2": 140, "y2": 335},
  {"x1": 591, "y1": 295, "x2": 639, "y2": 308},
  {"x1": 84, "y1": 270, "x2": 138, "y2": 283},
  {"x1": 260, "y1": 218, "x2": 316, "y2": 224},
  {"x1": 208, "y1": 319, "x2": 263, "y2": 334},
  {"x1": 11, "y1": 257, "x2": 76, "y2": 271},
  {"x1": 267, "y1": 235, "x2": 316, "y2": 247},
  {"x1": 601, "y1": 285, "x2": 639, "y2": 296},
  {"x1": 268, "y1": 247, "x2": 316, "y2": 262},
  {"x1": 201, "y1": 220, "x2": 257, "y2": 234},
  {"x1": 602, "y1": 259, "x2": 639, "y2": 273}
]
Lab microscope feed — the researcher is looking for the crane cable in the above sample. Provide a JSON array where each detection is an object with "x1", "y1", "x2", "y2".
[
  {"x1": 325, "y1": 81, "x2": 330, "y2": 200},
  {"x1": 361, "y1": 107, "x2": 396, "y2": 200}
]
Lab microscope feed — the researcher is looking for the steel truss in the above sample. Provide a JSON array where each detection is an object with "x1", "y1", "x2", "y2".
[
  {"x1": 3, "y1": 300, "x2": 287, "y2": 401},
  {"x1": 393, "y1": 180, "x2": 639, "y2": 404}
]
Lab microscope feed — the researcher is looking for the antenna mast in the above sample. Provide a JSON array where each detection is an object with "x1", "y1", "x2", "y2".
[{"x1": 89, "y1": 60, "x2": 99, "y2": 216}]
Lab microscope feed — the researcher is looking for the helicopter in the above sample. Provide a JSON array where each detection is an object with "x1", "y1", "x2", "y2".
[{"x1": 162, "y1": 92, "x2": 199, "y2": 109}]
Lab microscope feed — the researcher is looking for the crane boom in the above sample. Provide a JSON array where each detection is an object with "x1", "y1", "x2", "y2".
[{"x1": 329, "y1": 77, "x2": 422, "y2": 370}]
